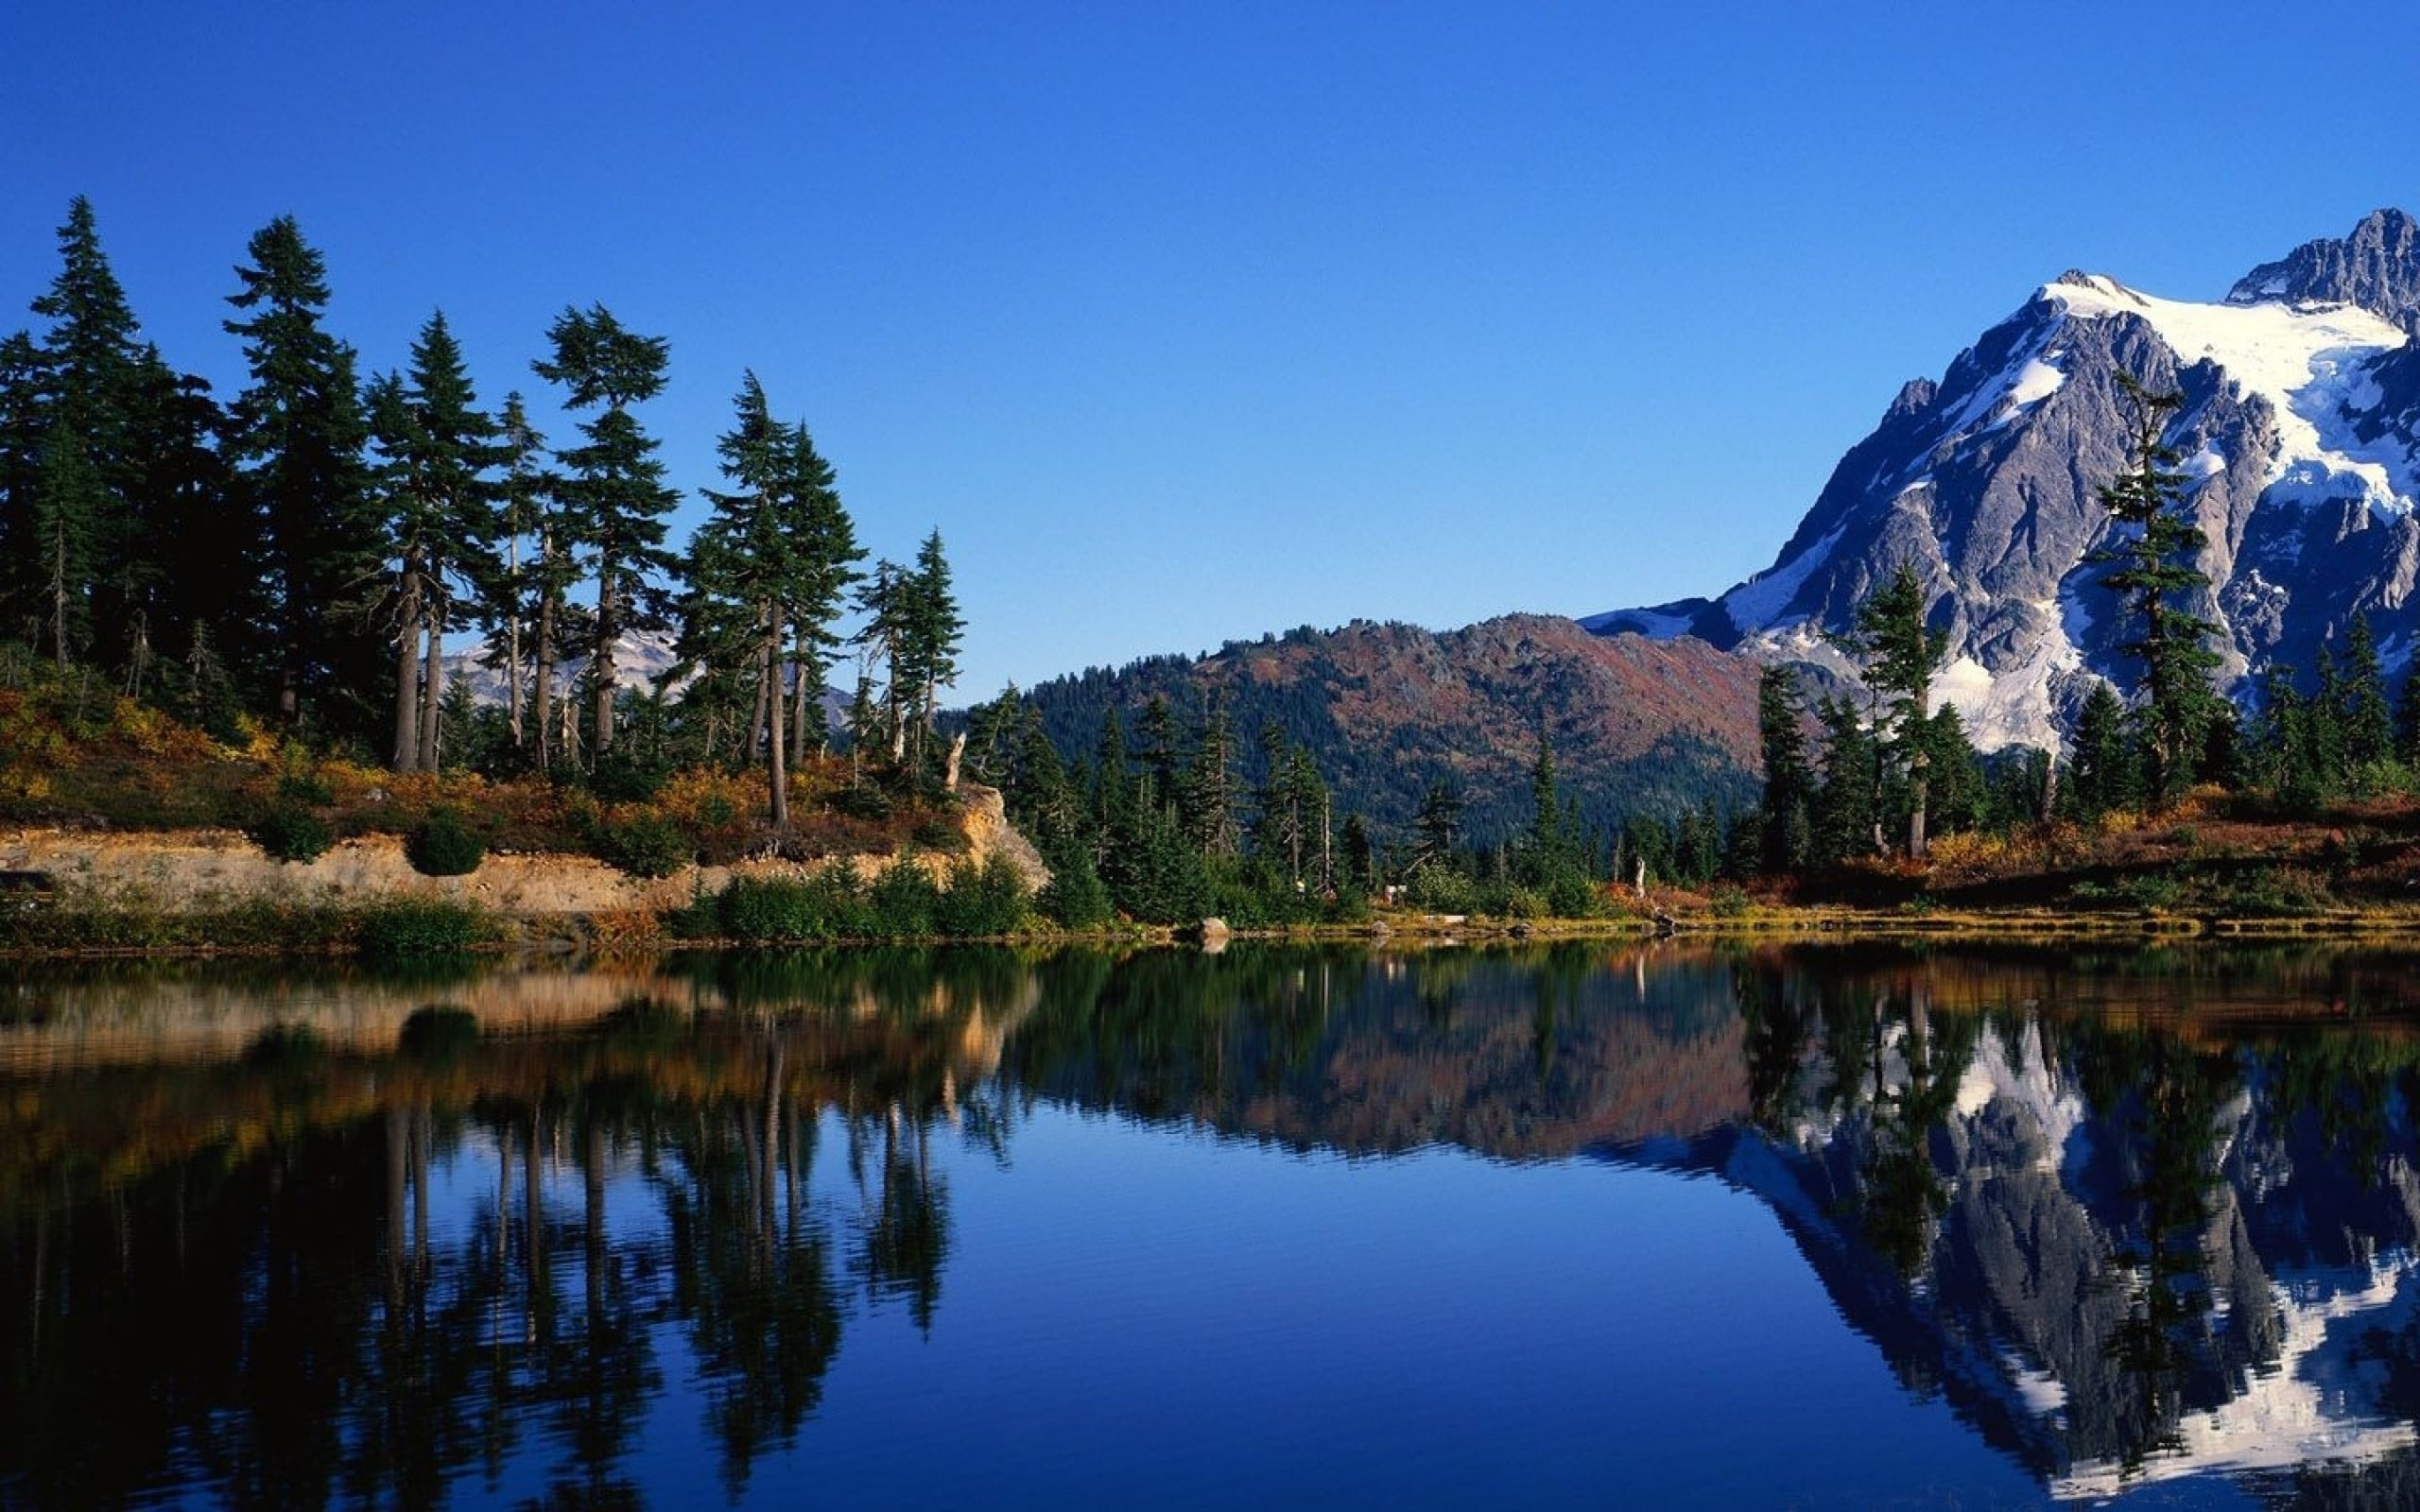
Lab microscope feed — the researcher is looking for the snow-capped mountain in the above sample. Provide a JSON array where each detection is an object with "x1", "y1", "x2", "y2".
[
  {"x1": 1586, "y1": 208, "x2": 2420, "y2": 751},
  {"x1": 437, "y1": 627, "x2": 687, "y2": 708}
]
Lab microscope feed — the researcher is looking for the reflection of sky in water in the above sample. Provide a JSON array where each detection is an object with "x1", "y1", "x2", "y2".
[{"x1": 417, "y1": 1102, "x2": 2046, "y2": 1508}]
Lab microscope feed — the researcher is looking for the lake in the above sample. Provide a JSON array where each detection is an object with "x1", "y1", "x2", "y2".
[{"x1": 9, "y1": 940, "x2": 2420, "y2": 1508}]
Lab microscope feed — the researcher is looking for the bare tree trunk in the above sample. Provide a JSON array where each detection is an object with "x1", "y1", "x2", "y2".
[
  {"x1": 393, "y1": 571, "x2": 423, "y2": 772},
  {"x1": 766, "y1": 609, "x2": 789, "y2": 830},
  {"x1": 789, "y1": 649, "x2": 812, "y2": 758},
  {"x1": 505, "y1": 531, "x2": 525, "y2": 748},
  {"x1": 746, "y1": 644, "x2": 771, "y2": 764},
  {"x1": 420, "y1": 593, "x2": 444, "y2": 773},
  {"x1": 533, "y1": 545, "x2": 556, "y2": 774},
  {"x1": 593, "y1": 569, "x2": 618, "y2": 755},
  {"x1": 47, "y1": 526, "x2": 69, "y2": 672}
]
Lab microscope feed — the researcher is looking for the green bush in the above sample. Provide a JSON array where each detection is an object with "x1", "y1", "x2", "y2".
[
  {"x1": 274, "y1": 768, "x2": 334, "y2": 805},
  {"x1": 1709, "y1": 885, "x2": 1752, "y2": 919},
  {"x1": 1040, "y1": 854, "x2": 1115, "y2": 929},
  {"x1": 588, "y1": 747, "x2": 672, "y2": 802},
  {"x1": 868, "y1": 858, "x2": 940, "y2": 938},
  {"x1": 253, "y1": 803, "x2": 334, "y2": 863},
  {"x1": 934, "y1": 855, "x2": 1029, "y2": 937},
  {"x1": 1546, "y1": 870, "x2": 1602, "y2": 919},
  {"x1": 1402, "y1": 862, "x2": 1478, "y2": 914},
  {"x1": 357, "y1": 899, "x2": 488, "y2": 957},
  {"x1": 407, "y1": 808, "x2": 485, "y2": 876},
  {"x1": 596, "y1": 812, "x2": 691, "y2": 878}
]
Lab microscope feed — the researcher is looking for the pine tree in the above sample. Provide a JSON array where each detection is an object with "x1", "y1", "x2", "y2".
[
  {"x1": 852, "y1": 560, "x2": 908, "y2": 765},
  {"x1": 0, "y1": 333, "x2": 46, "y2": 644},
  {"x1": 896, "y1": 529, "x2": 964, "y2": 774},
  {"x1": 1179, "y1": 689, "x2": 1239, "y2": 856},
  {"x1": 1135, "y1": 694, "x2": 1180, "y2": 811},
  {"x1": 1833, "y1": 562, "x2": 1949, "y2": 857},
  {"x1": 28, "y1": 418, "x2": 101, "y2": 666},
  {"x1": 2068, "y1": 680, "x2": 2136, "y2": 819},
  {"x1": 391, "y1": 312, "x2": 505, "y2": 771},
  {"x1": 2339, "y1": 613, "x2": 2394, "y2": 780},
  {"x1": 481, "y1": 392, "x2": 555, "y2": 756},
  {"x1": 1755, "y1": 664, "x2": 1814, "y2": 873},
  {"x1": 29, "y1": 198, "x2": 147, "y2": 673},
  {"x1": 776, "y1": 418, "x2": 862, "y2": 757},
  {"x1": 2094, "y1": 372, "x2": 2222, "y2": 802},
  {"x1": 1413, "y1": 777, "x2": 1463, "y2": 871},
  {"x1": 1810, "y1": 695, "x2": 1878, "y2": 864},
  {"x1": 2395, "y1": 662, "x2": 2420, "y2": 767},
  {"x1": 1525, "y1": 718, "x2": 1564, "y2": 877},
  {"x1": 122, "y1": 348, "x2": 235, "y2": 700},
  {"x1": 223, "y1": 215, "x2": 383, "y2": 731},
  {"x1": 531, "y1": 303, "x2": 678, "y2": 758},
  {"x1": 678, "y1": 372, "x2": 862, "y2": 826}
]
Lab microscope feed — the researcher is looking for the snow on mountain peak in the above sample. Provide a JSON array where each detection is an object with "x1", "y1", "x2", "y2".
[{"x1": 2044, "y1": 275, "x2": 2416, "y2": 519}]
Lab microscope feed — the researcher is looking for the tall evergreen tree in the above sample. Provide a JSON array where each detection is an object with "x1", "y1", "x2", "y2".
[
  {"x1": 27, "y1": 417, "x2": 101, "y2": 666},
  {"x1": 0, "y1": 333, "x2": 46, "y2": 643},
  {"x1": 223, "y1": 215, "x2": 382, "y2": 731},
  {"x1": 678, "y1": 372, "x2": 863, "y2": 825},
  {"x1": 480, "y1": 391, "x2": 557, "y2": 756},
  {"x1": 1810, "y1": 695, "x2": 1878, "y2": 864},
  {"x1": 391, "y1": 312, "x2": 505, "y2": 770},
  {"x1": 531, "y1": 303, "x2": 678, "y2": 758},
  {"x1": 1833, "y1": 562, "x2": 1947, "y2": 857},
  {"x1": 2068, "y1": 679, "x2": 2137, "y2": 819},
  {"x1": 1755, "y1": 664, "x2": 1815, "y2": 873},
  {"x1": 1179, "y1": 689, "x2": 1239, "y2": 856},
  {"x1": 29, "y1": 198, "x2": 147, "y2": 672},
  {"x1": 896, "y1": 528, "x2": 965, "y2": 773},
  {"x1": 2338, "y1": 613, "x2": 2394, "y2": 778},
  {"x1": 122, "y1": 348, "x2": 234, "y2": 700},
  {"x1": 2094, "y1": 372, "x2": 2222, "y2": 801}
]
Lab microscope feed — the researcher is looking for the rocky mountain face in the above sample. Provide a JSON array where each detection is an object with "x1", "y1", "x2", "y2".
[
  {"x1": 1588, "y1": 209, "x2": 2420, "y2": 753},
  {"x1": 1018, "y1": 613, "x2": 1768, "y2": 841}
]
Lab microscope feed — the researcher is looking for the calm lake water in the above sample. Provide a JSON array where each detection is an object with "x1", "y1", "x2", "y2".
[{"x1": 10, "y1": 941, "x2": 2420, "y2": 1509}]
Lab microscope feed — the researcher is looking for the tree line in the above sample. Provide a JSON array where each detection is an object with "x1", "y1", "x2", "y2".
[{"x1": 0, "y1": 198, "x2": 963, "y2": 821}]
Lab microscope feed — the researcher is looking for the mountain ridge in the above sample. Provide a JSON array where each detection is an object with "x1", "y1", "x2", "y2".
[{"x1": 1587, "y1": 208, "x2": 2420, "y2": 754}]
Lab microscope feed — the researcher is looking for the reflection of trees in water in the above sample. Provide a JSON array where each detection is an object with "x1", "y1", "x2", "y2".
[{"x1": 0, "y1": 978, "x2": 997, "y2": 1511}]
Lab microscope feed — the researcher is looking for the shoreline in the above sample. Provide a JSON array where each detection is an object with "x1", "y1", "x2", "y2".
[{"x1": 11, "y1": 897, "x2": 2420, "y2": 962}]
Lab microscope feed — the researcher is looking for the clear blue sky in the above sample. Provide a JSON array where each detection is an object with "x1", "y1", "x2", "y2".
[{"x1": 9, "y1": 2, "x2": 2420, "y2": 700}]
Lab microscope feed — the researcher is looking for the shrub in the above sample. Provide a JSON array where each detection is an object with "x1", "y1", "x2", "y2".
[
  {"x1": 596, "y1": 812, "x2": 691, "y2": 878},
  {"x1": 407, "y1": 808, "x2": 485, "y2": 876},
  {"x1": 1040, "y1": 854, "x2": 1115, "y2": 929},
  {"x1": 588, "y1": 747, "x2": 672, "y2": 802},
  {"x1": 1710, "y1": 885, "x2": 1752, "y2": 919},
  {"x1": 1402, "y1": 862, "x2": 1478, "y2": 914},
  {"x1": 719, "y1": 873, "x2": 826, "y2": 942},
  {"x1": 357, "y1": 899, "x2": 488, "y2": 957},
  {"x1": 1545, "y1": 870, "x2": 1601, "y2": 919},
  {"x1": 868, "y1": 857, "x2": 940, "y2": 938},
  {"x1": 274, "y1": 767, "x2": 334, "y2": 806},
  {"x1": 253, "y1": 803, "x2": 334, "y2": 863},
  {"x1": 934, "y1": 854, "x2": 1030, "y2": 937}
]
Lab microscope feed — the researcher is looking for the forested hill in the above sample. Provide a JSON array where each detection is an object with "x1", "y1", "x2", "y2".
[{"x1": 1015, "y1": 614, "x2": 1766, "y2": 845}]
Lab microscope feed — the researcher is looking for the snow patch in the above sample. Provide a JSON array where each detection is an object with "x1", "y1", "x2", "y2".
[
  {"x1": 1722, "y1": 523, "x2": 1847, "y2": 633},
  {"x1": 2047, "y1": 274, "x2": 2416, "y2": 522}
]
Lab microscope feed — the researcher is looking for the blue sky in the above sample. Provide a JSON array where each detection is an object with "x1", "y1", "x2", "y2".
[{"x1": 9, "y1": 2, "x2": 2420, "y2": 700}]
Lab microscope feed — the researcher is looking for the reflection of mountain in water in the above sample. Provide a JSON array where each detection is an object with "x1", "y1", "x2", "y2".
[{"x1": 1003, "y1": 944, "x2": 2420, "y2": 1503}]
